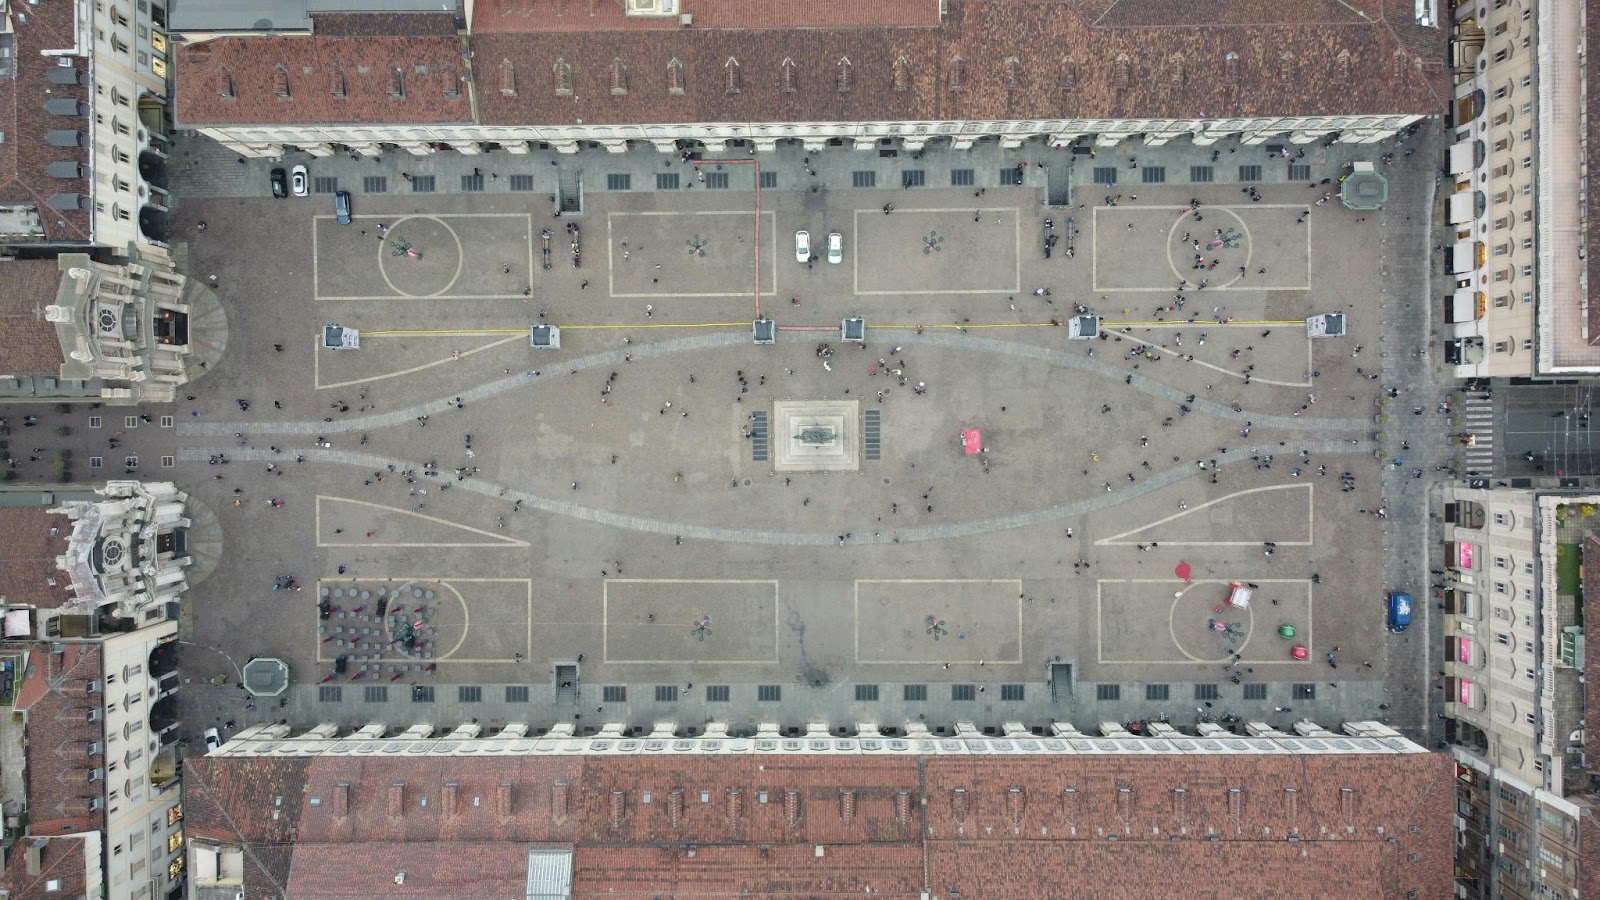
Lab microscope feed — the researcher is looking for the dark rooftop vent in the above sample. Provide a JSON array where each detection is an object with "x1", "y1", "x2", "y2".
[
  {"x1": 46, "y1": 161, "x2": 83, "y2": 179},
  {"x1": 45, "y1": 130, "x2": 83, "y2": 147},
  {"x1": 45, "y1": 99, "x2": 85, "y2": 117},
  {"x1": 47, "y1": 193, "x2": 87, "y2": 211}
]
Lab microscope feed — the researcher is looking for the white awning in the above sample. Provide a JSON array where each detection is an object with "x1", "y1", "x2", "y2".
[
  {"x1": 1449, "y1": 191, "x2": 1475, "y2": 224},
  {"x1": 1452, "y1": 240, "x2": 1477, "y2": 274},
  {"x1": 1451, "y1": 289, "x2": 1480, "y2": 323},
  {"x1": 1450, "y1": 140, "x2": 1477, "y2": 174}
]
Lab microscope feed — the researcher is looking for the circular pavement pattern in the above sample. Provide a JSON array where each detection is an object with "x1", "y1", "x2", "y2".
[
  {"x1": 1166, "y1": 206, "x2": 1252, "y2": 291},
  {"x1": 379, "y1": 215, "x2": 465, "y2": 298},
  {"x1": 1168, "y1": 581, "x2": 1254, "y2": 662}
]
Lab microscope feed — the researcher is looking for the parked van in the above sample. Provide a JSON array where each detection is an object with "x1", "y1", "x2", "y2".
[{"x1": 1387, "y1": 592, "x2": 1412, "y2": 633}]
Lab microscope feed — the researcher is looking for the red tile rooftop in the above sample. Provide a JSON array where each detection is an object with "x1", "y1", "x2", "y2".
[
  {"x1": 183, "y1": 747, "x2": 1453, "y2": 898},
  {"x1": 0, "y1": 507, "x2": 74, "y2": 612},
  {"x1": 177, "y1": 0, "x2": 1444, "y2": 128}
]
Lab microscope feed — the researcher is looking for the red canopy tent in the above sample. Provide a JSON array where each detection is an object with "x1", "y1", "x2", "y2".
[{"x1": 962, "y1": 429, "x2": 982, "y2": 455}]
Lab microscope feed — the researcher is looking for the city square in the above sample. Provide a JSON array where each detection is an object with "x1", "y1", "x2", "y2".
[{"x1": 142, "y1": 138, "x2": 1420, "y2": 736}]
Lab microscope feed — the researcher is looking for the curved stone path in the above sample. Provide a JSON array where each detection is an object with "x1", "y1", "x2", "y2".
[
  {"x1": 181, "y1": 439, "x2": 1376, "y2": 547},
  {"x1": 182, "y1": 328, "x2": 1374, "y2": 544},
  {"x1": 178, "y1": 329, "x2": 1371, "y2": 437}
]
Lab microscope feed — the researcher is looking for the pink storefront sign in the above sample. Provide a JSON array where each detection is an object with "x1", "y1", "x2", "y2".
[
  {"x1": 1457, "y1": 542, "x2": 1475, "y2": 569},
  {"x1": 1459, "y1": 681, "x2": 1474, "y2": 705},
  {"x1": 1457, "y1": 638, "x2": 1472, "y2": 665}
]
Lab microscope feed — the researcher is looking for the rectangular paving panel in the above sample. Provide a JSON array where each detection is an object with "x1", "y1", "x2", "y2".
[
  {"x1": 602, "y1": 579, "x2": 779, "y2": 664},
  {"x1": 1091, "y1": 204, "x2": 1311, "y2": 292},
  {"x1": 606, "y1": 210, "x2": 777, "y2": 298},
  {"x1": 853, "y1": 207, "x2": 1020, "y2": 295},
  {"x1": 314, "y1": 213, "x2": 535, "y2": 300},
  {"x1": 1095, "y1": 578, "x2": 1314, "y2": 666},
  {"x1": 854, "y1": 579, "x2": 1022, "y2": 664}
]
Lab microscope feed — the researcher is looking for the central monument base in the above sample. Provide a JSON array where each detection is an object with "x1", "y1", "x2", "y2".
[{"x1": 772, "y1": 399, "x2": 861, "y2": 473}]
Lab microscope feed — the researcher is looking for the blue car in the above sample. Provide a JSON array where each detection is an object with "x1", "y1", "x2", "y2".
[
  {"x1": 334, "y1": 190, "x2": 352, "y2": 224},
  {"x1": 1386, "y1": 592, "x2": 1412, "y2": 633}
]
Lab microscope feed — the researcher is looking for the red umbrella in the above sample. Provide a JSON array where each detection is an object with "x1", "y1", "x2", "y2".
[
  {"x1": 962, "y1": 429, "x2": 982, "y2": 455},
  {"x1": 1174, "y1": 561, "x2": 1192, "y2": 580}
]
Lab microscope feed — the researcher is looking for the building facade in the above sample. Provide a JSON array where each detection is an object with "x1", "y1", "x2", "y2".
[
  {"x1": 0, "y1": 483, "x2": 194, "y2": 900},
  {"x1": 1441, "y1": 486, "x2": 1599, "y2": 897},
  {"x1": 0, "y1": 252, "x2": 222, "y2": 404},
  {"x1": 1446, "y1": 0, "x2": 1598, "y2": 375},
  {"x1": 0, "y1": 0, "x2": 172, "y2": 256}
]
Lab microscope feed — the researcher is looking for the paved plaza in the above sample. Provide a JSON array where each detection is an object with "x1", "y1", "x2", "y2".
[{"x1": 8, "y1": 132, "x2": 1447, "y2": 742}]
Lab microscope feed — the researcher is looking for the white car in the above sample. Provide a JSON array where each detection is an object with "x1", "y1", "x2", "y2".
[
  {"x1": 290, "y1": 165, "x2": 309, "y2": 197},
  {"x1": 795, "y1": 230, "x2": 810, "y2": 263},
  {"x1": 827, "y1": 231, "x2": 843, "y2": 264},
  {"x1": 203, "y1": 727, "x2": 222, "y2": 752}
]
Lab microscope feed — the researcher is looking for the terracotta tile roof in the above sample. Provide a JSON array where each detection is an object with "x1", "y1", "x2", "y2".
[
  {"x1": 0, "y1": 0, "x2": 90, "y2": 244},
  {"x1": 922, "y1": 753, "x2": 1454, "y2": 898},
  {"x1": 287, "y1": 841, "x2": 541, "y2": 898},
  {"x1": 1, "y1": 835, "x2": 91, "y2": 900},
  {"x1": 572, "y1": 843, "x2": 926, "y2": 896},
  {"x1": 0, "y1": 508, "x2": 74, "y2": 611},
  {"x1": 17, "y1": 644, "x2": 105, "y2": 838},
  {"x1": 177, "y1": 1, "x2": 1443, "y2": 130},
  {"x1": 470, "y1": 0, "x2": 1446, "y2": 127},
  {"x1": 182, "y1": 756, "x2": 310, "y2": 897},
  {"x1": 186, "y1": 748, "x2": 1452, "y2": 897},
  {"x1": 472, "y1": 0, "x2": 942, "y2": 34},
  {"x1": 930, "y1": 840, "x2": 1390, "y2": 900},
  {"x1": 173, "y1": 24, "x2": 472, "y2": 127}
]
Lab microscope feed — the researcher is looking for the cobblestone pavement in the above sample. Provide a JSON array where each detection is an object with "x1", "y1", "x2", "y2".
[{"x1": 156, "y1": 130, "x2": 1433, "y2": 746}]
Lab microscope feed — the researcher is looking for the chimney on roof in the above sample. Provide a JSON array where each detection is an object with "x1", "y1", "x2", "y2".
[
  {"x1": 836, "y1": 58, "x2": 852, "y2": 94},
  {"x1": 500, "y1": 59, "x2": 517, "y2": 96},
  {"x1": 951, "y1": 787, "x2": 968, "y2": 824},
  {"x1": 668, "y1": 788, "x2": 684, "y2": 827},
  {"x1": 726, "y1": 787, "x2": 744, "y2": 826},
  {"x1": 328, "y1": 64, "x2": 346, "y2": 98},
  {"x1": 894, "y1": 790, "x2": 912, "y2": 827},
  {"x1": 1283, "y1": 787, "x2": 1300, "y2": 820},
  {"x1": 1340, "y1": 787, "x2": 1356, "y2": 820},
  {"x1": 442, "y1": 782, "x2": 459, "y2": 818},
  {"x1": 780, "y1": 57, "x2": 796, "y2": 94},
  {"x1": 1227, "y1": 787, "x2": 1244, "y2": 820},
  {"x1": 1171, "y1": 787, "x2": 1188, "y2": 819},
  {"x1": 550, "y1": 782, "x2": 568, "y2": 820},
  {"x1": 388, "y1": 781, "x2": 405, "y2": 818},
  {"x1": 608, "y1": 790, "x2": 626, "y2": 829},
  {"x1": 840, "y1": 789, "x2": 856, "y2": 825},
  {"x1": 1007, "y1": 786, "x2": 1025, "y2": 828},
  {"x1": 1115, "y1": 786, "x2": 1132, "y2": 821},
  {"x1": 333, "y1": 781, "x2": 349, "y2": 818},
  {"x1": 272, "y1": 66, "x2": 290, "y2": 99},
  {"x1": 784, "y1": 790, "x2": 801, "y2": 829},
  {"x1": 947, "y1": 58, "x2": 964, "y2": 92}
]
